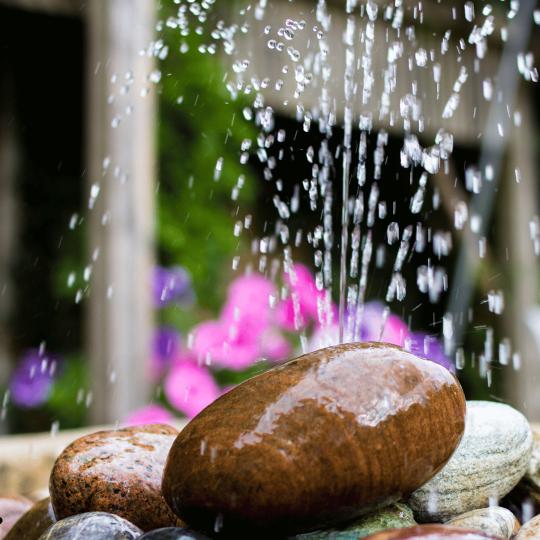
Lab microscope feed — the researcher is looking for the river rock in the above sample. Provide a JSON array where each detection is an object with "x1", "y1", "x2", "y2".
[
  {"x1": 163, "y1": 342, "x2": 466, "y2": 536},
  {"x1": 363, "y1": 525, "x2": 500, "y2": 539},
  {"x1": 5, "y1": 497, "x2": 56, "y2": 540},
  {"x1": 293, "y1": 503, "x2": 416, "y2": 539},
  {"x1": 522, "y1": 427, "x2": 540, "y2": 504},
  {"x1": 139, "y1": 528, "x2": 213, "y2": 539},
  {"x1": 0, "y1": 496, "x2": 33, "y2": 538},
  {"x1": 445, "y1": 507, "x2": 520, "y2": 539},
  {"x1": 38, "y1": 512, "x2": 142, "y2": 539},
  {"x1": 409, "y1": 401, "x2": 532, "y2": 522},
  {"x1": 514, "y1": 515, "x2": 540, "y2": 540},
  {"x1": 50, "y1": 424, "x2": 182, "y2": 531}
]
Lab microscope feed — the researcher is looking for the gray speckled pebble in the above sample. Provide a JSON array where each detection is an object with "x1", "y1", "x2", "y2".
[
  {"x1": 409, "y1": 401, "x2": 532, "y2": 522},
  {"x1": 445, "y1": 507, "x2": 520, "y2": 540},
  {"x1": 292, "y1": 503, "x2": 416, "y2": 539},
  {"x1": 524, "y1": 428, "x2": 540, "y2": 502},
  {"x1": 38, "y1": 512, "x2": 142, "y2": 539},
  {"x1": 514, "y1": 514, "x2": 540, "y2": 540}
]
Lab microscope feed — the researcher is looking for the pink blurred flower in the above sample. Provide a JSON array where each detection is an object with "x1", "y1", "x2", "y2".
[
  {"x1": 124, "y1": 404, "x2": 174, "y2": 426},
  {"x1": 358, "y1": 302, "x2": 408, "y2": 346},
  {"x1": 192, "y1": 273, "x2": 281, "y2": 370},
  {"x1": 305, "y1": 302, "x2": 410, "y2": 352},
  {"x1": 261, "y1": 328, "x2": 292, "y2": 361},
  {"x1": 192, "y1": 320, "x2": 263, "y2": 370},
  {"x1": 164, "y1": 360, "x2": 220, "y2": 418},
  {"x1": 277, "y1": 264, "x2": 332, "y2": 330}
]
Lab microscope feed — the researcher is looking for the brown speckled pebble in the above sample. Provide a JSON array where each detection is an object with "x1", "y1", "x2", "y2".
[
  {"x1": 363, "y1": 525, "x2": 499, "y2": 539},
  {"x1": 0, "y1": 496, "x2": 32, "y2": 538},
  {"x1": 50, "y1": 424, "x2": 183, "y2": 531},
  {"x1": 5, "y1": 497, "x2": 55, "y2": 540},
  {"x1": 514, "y1": 515, "x2": 540, "y2": 540},
  {"x1": 163, "y1": 343, "x2": 466, "y2": 536}
]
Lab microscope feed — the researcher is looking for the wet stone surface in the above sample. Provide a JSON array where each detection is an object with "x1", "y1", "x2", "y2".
[
  {"x1": 139, "y1": 527, "x2": 214, "y2": 539},
  {"x1": 362, "y1": 524, "x2": 499, "y2": 539},
  {"x1": 409, "y1": 401, "x2": 533, "y2": 522},
  {"x1": 445, "y1": 507, "x2": 520, "y2": 540},
  {"x1": 0, "y1": 495, "x2": 33, "y2": 539},
  {"x1": 514, "y1": 514, "x2": 540, "y2": 540},
  {"x1": 163, "y1": 342, "x2": 466, "y2": 536},
  {"x1": 5, "y1": 497, "x2": 56, "y2": 540},
  {"x1": 293, "y1": 503, "x2": 416, "y2": 539},
  {"x1": 37, "y1": 512, "x2": 142, "y2": 539},
  {"x1": 49, "y1": 424, "x2": 182, "y2": 531}
]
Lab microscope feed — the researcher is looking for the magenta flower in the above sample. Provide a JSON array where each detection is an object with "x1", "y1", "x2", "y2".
[
  {"x1": 358, "y1": 302, "x2": 408, "y2": 347},
  {"x1": 260, "y1": 328, "x2": 291, "y2": 361},
  {"x1": 164, "y1": 359, "x2": 220, "y2": 418},
  {"x1": 277, "y1": 264, "x2": 332, "y2": 330},
  {"x1": 306, "y1": 302, "x2": 410, "y2": 351},
  {"x1": 10, "y1": 350, "x2": 60, "y2": 408},
  {"x1": 124, "y1": 404, "x2": 174, "y2": 426},
  {"x1": 192, "y1": 273, "x2": 280, "y2": 370},
  {"x1": 222, "y1": 274, "x2": 275, "y2": 334}
]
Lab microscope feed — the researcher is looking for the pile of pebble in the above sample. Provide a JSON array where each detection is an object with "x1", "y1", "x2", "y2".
[{"x1": 2, "y1": 343, "x2": 540, "y2": 540}]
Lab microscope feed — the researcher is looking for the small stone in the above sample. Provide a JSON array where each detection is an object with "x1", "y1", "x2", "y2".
[
  {"x1": 163, "y1": 343, "x2": 466, "y2": 536},
  {"x1": 293, "y1": 503, "x2": 416, "y2": 539},
  {"x1": 50, "y1": 424, "x2": 182, "y2": 531},
  {"x1": 514, "y1": 515, "x2": 540, "y2": 540},
  {"x1": 38, "y1": 512, "x2": 142, "y2": 539},
  {"x1": 139, "y1": 527, "x2": 213, "y2": 539},
  {"x1": 445, "y1": 507, "x2": 520, "y2": 540},
  {"x1": 500, "y1": 483, "x2": 539, "y2": 525},
  {"x1": 0, "y1": 496, "x2": 33, "y2": 538},
  {"x1": 363, "y1": 524, "x2": 500, "y2": 539},
  {"x1": 5, "y1": 498, "x2": 56, "y2": 540},
  {"x1": 409, "y1": 401, "x2": 533, "y2": 522},
  {"x1": 522, "y1": 427, "x2": 540, "y2": 504}
]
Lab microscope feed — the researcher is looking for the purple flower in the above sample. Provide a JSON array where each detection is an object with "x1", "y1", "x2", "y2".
[
  {"x1": 150, "y1": 326, "x2": 181, "y2": 378},
  {"x1": 154, "y1": 266, "x2": 194, "y2": 308},
  {"x1": 407, "y1": 332, "x2": 455, "y2": 372},
  {"x1": 10, "y1": 350, "x2": 59, "y2": 408}
]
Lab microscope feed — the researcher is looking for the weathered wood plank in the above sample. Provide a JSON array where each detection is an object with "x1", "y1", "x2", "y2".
[{"x1": 85, "y1": 0, "x2": 156, "y2": 424}]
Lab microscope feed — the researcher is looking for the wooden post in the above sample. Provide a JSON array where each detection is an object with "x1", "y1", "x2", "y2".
[
  {"x1": 0, "y1": 69, "x2": 18, "y2": 407},
  {"x1": 503, "y1": 88, "x2": 540, "y2": 419},
  {"x1": 85, "y1": 0, "x2": 156, "y2": 424}
]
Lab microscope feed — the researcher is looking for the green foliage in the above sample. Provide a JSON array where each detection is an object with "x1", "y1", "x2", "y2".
[
  {"x1": 157, "y1": 2, "x2": 258, "y2": 311},
  {"x1": 47, "y1": 356, "x2": 89, "y2": 429}
]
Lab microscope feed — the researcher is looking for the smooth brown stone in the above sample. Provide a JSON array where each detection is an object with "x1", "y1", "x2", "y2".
[
  {"x1": 50, "y1": 424, "x2": 183, "y2": 531},
  {"x1": 0, "y1": 496, "x2": 33, "y2": 539},
  {"x1": 5, "y1": 498, "x2": 55, "y2": 540},
  {"x1": 163, "y1": 342, "x2": 466, "y2": 536},
  {"x1": 363, "y1": 525, "x2": 500, "y2": 539}
]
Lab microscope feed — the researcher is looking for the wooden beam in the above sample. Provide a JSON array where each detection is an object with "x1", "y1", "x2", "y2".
[
  {"x1": 503, "y1": 88, "x2": 540, "y2": 419},
  {"x1": 0, "y1": 0, "x2": 82, "y2": 17},
  {"x1": 0, "y1": 67, "x2": 18, "y2": 415},
  {"x1": 85, "y1": 0, "x2": 156, "y2": 424}
]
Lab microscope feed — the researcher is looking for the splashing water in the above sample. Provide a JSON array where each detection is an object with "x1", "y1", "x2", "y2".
[{"x1": 150, "y1": 1, "x2": 539, "y2": 377}]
